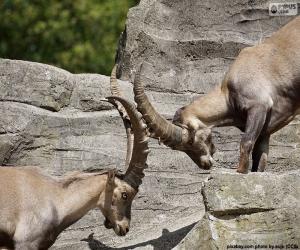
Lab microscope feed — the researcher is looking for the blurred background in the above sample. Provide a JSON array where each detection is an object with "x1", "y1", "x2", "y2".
[{"x1": 0, "y1": 0, "x2": 139, "y2": 75}]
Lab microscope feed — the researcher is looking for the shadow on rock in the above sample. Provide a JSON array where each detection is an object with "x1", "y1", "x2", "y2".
[{"x1": 81, "y1": 222, "x2": 196, "y2": 250}]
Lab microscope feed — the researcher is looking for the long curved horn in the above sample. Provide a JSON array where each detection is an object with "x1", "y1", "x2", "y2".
[
  {"x1": 106, "y1": 96, "x2": 149, "y2": 189},
  {"x1": 133, "y1": 65, "x2": 183, "y2": 147},
  {"x1": 109, "y1": 64, "x2": 134, "y2": 168}
]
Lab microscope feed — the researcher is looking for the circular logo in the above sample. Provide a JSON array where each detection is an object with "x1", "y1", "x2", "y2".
[{"x1": 270, "y1": 5, "x2": 278, "y2": 14}]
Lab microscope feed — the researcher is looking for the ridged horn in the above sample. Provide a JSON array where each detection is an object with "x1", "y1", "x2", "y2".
[
  {"x1": 110, "y1": 64, "x2": 122, "y2": 96},
  {"x1": 133, "y1": 65, "x2": 183, "y2": 147},
  {"x1": 109, "y1": 64, "x2": 134, "y2": 168},
  {"x1": 106, "y1": 96, "x2": 149, "y2": 189}
]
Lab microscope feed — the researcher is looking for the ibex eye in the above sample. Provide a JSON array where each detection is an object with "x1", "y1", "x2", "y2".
[{"x1": 121, "y1": 192, "x2": 128, "y2": 200}]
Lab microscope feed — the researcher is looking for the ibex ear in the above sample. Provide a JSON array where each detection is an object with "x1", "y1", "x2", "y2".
[{"x1": 107, "y1": 169, "x2": 116, "y2": 186}]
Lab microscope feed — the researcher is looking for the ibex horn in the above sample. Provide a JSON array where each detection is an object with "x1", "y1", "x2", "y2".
[
  {"x1": 133, "y1": 65, "x2": 183, "y2": 148},
  {"x1": 108, "y1": 64, "x2": 134, "y2": 168},
  {"x1": 106, "y1": 96, "x2": 149, "y2": 189}
]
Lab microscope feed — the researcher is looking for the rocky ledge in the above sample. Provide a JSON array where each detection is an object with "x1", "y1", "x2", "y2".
[{"x1": 175, "y1": 170, "x2": 300, "y2": 250}]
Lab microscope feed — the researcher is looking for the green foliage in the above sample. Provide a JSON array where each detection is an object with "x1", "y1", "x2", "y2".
[{"x1": 0, "y1": 0, "x2": 138, "y2": 75}]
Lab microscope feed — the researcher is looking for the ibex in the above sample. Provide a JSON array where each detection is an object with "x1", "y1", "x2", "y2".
[
  {"x1": 132, "y1": 16, "x2": 300, "y2": 174},
  {"x1": 0, "y1": 66, "x2": 149, "y2": 250}
]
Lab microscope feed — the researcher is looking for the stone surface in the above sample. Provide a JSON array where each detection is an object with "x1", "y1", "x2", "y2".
[
  {"x1": 0, "y1": 60, "x2": 73, "y2": 112},
  {"x1": 117, "y1": 0, "x2": 294, "y2": 91},
  {"x1": 174, "y1": 170, "x2": 300, "y2": 250},
  {"x1": 0, "y1": 0, "x2": 300, "y2": 249}
]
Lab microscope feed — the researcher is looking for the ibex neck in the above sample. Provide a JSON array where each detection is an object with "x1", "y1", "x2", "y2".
[
  {"x1": 186, "y1": 86, "x2": 233, "y2": 128},
  {"x1": 59, "y1": 174, "x2": 107, "y2": 229}
]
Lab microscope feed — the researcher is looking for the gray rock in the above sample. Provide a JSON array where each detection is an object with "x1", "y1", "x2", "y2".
[
  {"x1": 0, "y1": 0, "x2": 299, "y2": 249},
  {"x1": 175, "y1": 171, "x2": 300, "y2": 250},
  {"x1": 0, "y1": 59, "x2": 73, "y2": 111},
  {"x1": 117, "y1": 0, "x2": 294, "y2": 92}
]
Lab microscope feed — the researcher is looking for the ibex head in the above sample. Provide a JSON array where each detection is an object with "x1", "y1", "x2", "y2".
[
  {"x1": 133, "y1": 65, "x2": 215, "y2": 169},
  {"x1": 100, "y1": 65, "x2": 149, "y2": 236},
  {"x1": 99, "y1": 170, "x2": 138, "y2": 236}
]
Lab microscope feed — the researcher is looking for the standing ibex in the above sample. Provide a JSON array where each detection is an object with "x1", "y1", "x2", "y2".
[
  {"x1": 0, "y1": 67, "x2": 149, "y2": 250},
  {"x1": 132, "y1": 16, "x2": 300, "y2": 174}
]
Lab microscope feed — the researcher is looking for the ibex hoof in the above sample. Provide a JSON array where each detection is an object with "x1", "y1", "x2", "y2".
[{"x1": 236, "y1": 167, "x2": 248, "y2": 174}]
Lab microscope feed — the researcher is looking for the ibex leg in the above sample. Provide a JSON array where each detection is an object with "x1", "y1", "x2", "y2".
[
  {"x1": 237, "y1": 105, "x2": 268, "y2": 174},
  {"x1": 251, "y1": 135, "x2": 270, "y2": 172}
]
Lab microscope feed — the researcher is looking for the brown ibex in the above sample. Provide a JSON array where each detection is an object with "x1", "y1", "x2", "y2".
[
  {"x1": 0, "y1": 67, "x2": 149, "y2": 250},
  {"x1": 132, "y1": 16, "x2": 300, "y2": 174}
]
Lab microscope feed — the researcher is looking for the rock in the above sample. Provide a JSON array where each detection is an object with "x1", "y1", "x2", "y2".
[
  {"x1": 0, "y1": 134, "x2": 15, "y2": 165},
  {"x1": 0, "y1": 59, "x2": 73, "y2": 111},
  {"x1": 0, "y1": 0, "x2": 299, "y2": 248},
  {"x1": 117, "y1": 0, "x2": 294, "y2": 92},
  {"x1": 0, "y1": 58, "x2": 134, "y2": 173},
  {"x1": 174, "y1": 170, "x2": 300, "y2": 250}
]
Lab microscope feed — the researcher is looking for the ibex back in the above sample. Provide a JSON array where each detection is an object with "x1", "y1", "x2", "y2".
[{"x1": 133, "y1": 16, "x2": 300, "y2": 173}]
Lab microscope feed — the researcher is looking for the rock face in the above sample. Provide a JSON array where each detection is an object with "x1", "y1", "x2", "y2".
[
  {"x1": 175, "y1": 170, "x2": 300, "y2": 250},
  {"x1": 0, "y1": 59, "x2": 118, "y2": 173},
  {"x1": 118, "y1": 0, "x2": 294, "y2": 91},
  {"x1": 0, "y1": 0, "x2": 299, "y2": 249}
]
